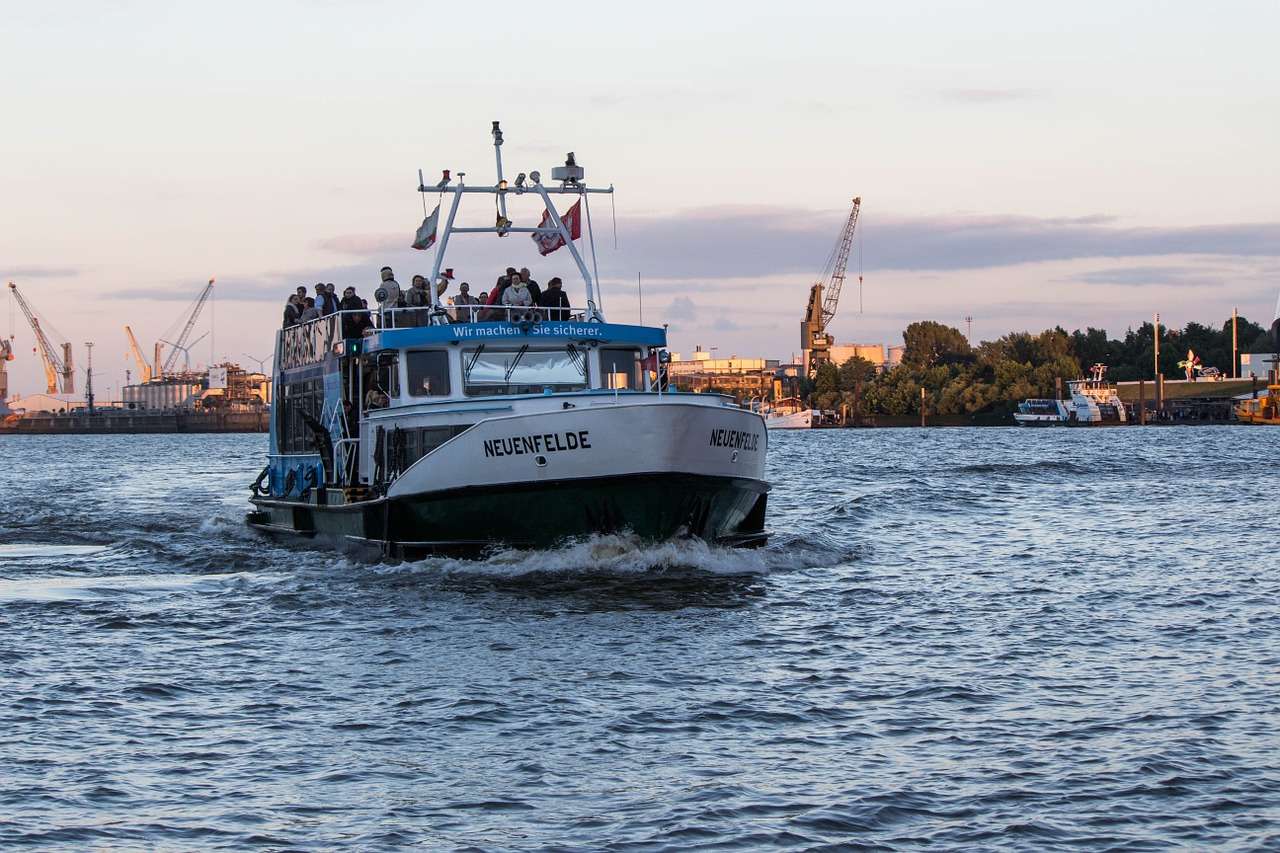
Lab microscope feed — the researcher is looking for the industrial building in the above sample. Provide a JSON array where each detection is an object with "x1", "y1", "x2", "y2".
[
  {"x1": 826, "y1": 343, "x2": 903, "y2": 371},
  {"x1": 668, "y1": 347, "x2": 791, "y2": 401},
  {"x1": 1239, "y1": 352, "x2": 1279, "y2": 380},
  {"x1": 122, "y1": 364, "x2": 270, "y2": 411},
  {"x1": 5, "y1": 278, "x2": 270, "y2": 426}
]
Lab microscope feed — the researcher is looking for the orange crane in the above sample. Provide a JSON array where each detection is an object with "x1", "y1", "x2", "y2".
[
  {"x1": 7, "y1": 281, "x2": 74, "y2": 394},
  {"x1": 800, "y1": 197, "x2": 861, "y2": 377},
  {"x1": 124, "y1": 325, "x2": 153, "y2": 383}
]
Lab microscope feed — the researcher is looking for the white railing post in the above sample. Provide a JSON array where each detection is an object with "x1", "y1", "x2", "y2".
[{"x1": 429, "y1": 181, "x2": 466, "y2": 314}]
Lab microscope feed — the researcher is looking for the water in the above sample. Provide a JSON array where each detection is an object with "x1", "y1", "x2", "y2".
[{"x1": 1, "y1": 428, "x2": 1277, "y2": 850}]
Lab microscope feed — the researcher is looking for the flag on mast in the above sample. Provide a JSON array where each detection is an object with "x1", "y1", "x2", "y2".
[
  {"x1": 411, "y1": 205, "x2": 440, "y2": 250},
  {"x1": 532, "y1": 200, "x2": 582, "y2": 256}
]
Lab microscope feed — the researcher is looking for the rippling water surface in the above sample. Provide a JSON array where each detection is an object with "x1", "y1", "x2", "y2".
[{"x1": 2, "y1": 428, "x2": 1277, "y2": 850}]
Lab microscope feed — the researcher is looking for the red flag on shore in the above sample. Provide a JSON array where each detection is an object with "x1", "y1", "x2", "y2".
[
  {"x1": 411, "y1": 204, "x2": 440, "y2": 250},
  {"x1": 532, "y1": 200, "x2": 582, "y2": 256}
]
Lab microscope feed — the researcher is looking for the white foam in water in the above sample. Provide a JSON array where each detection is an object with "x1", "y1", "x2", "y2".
[
  {"x1": 198, "y1": 513, "x2": 260, "y2": 540},
  {"x1": 396, "y1": 532, "x2": 774, "y2": 578},
  {"x1": 0, "y1": 544, "x2": 110, "y2": 561},
  {"x1": 0, "y1": 571, "x2": 267, "y2": 603}
]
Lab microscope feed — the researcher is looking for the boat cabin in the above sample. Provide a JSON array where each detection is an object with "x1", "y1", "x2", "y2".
[{"x1": 268, "y1": 307, "x2": 673, "y2": 500}]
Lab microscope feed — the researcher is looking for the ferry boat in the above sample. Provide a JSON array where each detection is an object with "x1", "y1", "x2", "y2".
[
  {"x1": 1014, "y1": 364, "x2": 1128, "y2": 426},
  {"x1": 246, "y1": 124, "x2": 769, "y2": 556}
]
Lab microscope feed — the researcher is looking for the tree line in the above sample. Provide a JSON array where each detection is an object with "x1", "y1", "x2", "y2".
[{"x1": 806, "y1": 315, "x2": 1275, "y2": 417}]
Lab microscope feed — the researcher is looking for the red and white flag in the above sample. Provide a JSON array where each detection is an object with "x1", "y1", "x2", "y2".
[
  {"x1": 531, "y1": 200, "x2": 582, "y2": 256},
  {"x1": 411, "y1": 204, "x2": 440, "y2": 250}
]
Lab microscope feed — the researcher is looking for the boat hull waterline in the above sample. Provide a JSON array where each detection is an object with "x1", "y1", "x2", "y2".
[{"x1": 249, "y1": 402, "x2": 769, "y2": 555}]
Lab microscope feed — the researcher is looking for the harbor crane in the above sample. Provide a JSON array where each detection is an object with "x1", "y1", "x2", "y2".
[
  {"x1": 124, "y1": 325, "x2": 153, "y2": 383},
  {"x1": 159, "y1": 278, "x2": 214, "y2": 378},
  {"x1": 7, "y1": 281, "x2": 74, "y2": 394},
  {"x1": 800, "y1": 197, "x2": 861, "y2": 378},
  {"x1": 0, "y1": 336, "x2": 13, "y2": 412},
  {"x1": 160, "y1": 332, "x2": 209, "y2": 373}
]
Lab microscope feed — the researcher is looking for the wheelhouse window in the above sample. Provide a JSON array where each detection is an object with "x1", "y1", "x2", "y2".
[
  {"x1": 600, "y1": 348, "x2": 642, "y2": 390},
  {"x1": 462, "y1": 345, "x2": 589, "y2": 396},
  {"x1": 407, "y1": 350, "x2": 450, "y2": 397},
  {"x1": 367, "y1": 353, "x2": 399, "y2": 401}
]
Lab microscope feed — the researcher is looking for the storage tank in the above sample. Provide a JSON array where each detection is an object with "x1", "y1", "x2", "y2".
[{"x1": 123, "y1": 379, "x2": 201, "y2": 410}]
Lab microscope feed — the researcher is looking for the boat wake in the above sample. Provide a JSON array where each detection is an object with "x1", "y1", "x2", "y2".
[{"x1": 397, "y1": 532, "x2": 773, "y2": 579}]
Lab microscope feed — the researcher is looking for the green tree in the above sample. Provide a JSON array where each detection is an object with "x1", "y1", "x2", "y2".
[
  {"x1": 901, "y1": 321, "x2": 972, "y2": 368},
  {"x1": 837, "y1": 356, "x2": 877, "y2": 390},
  {"x1": 813, "y1": 362, "x2": 840, "y2": 394}
]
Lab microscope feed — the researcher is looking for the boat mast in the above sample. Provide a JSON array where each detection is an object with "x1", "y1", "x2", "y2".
[{"x1": 416, "y1": 123, "x2": 613, "y2": 323}]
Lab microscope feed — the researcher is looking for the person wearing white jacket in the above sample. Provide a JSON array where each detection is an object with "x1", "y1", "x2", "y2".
[{"x1": 502, "y1": 278, "x2": 533, "y2": 311}]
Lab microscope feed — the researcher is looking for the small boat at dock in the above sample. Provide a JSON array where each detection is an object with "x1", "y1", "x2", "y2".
[
  {"x1": 1235, "y1": 382, "x2": 1280, "y2": 424},
  {"x1": 760, "y1": 396, "x2": 815, "y2": 430}
]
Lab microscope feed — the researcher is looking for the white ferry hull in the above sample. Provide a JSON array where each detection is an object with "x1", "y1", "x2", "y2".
[
  {"x1": 250, "y1": 402, "x2": 770, "y2": 553},
  {"x1": 1013, "y1": 414, "x2": 1066, "y2": 426}
]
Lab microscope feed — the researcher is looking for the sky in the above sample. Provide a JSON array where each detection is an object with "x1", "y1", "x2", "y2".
[{"x1": 2, "y1": 0, "x2": 1278, "y2": 398}]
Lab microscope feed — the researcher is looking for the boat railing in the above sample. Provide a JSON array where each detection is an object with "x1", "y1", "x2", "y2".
[
  {"x1": 284, "y1": 306, "x2": 590, "y2": 338},
  {"x1": 335, "y1": 437, "x2": 359, "y2": 487},
  {"x1": 278, "y1": 307, "x2": 595, "y2": 370},
  {"x1": 376, "y1": 304, "x2": 589, "y2": 328}
]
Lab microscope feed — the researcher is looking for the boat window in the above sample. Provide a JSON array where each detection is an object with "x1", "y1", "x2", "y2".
[
  {"x1": 277, "y1": 377, "x2": 324, "y2": 454},
  {"x1": 462, "y1": 346, "x2": 589, "y2": 396},
  {"x1": 407, "y1": 351, "x2": 451, "y2": 397},
  {"x1": 370, "y1": 353, "x2": 399, "y2": 399},
  {"x1": 600, "y1": 348, "x2": 641, "y2": 390},
  {"x1": 400, "y1": 424, "x2": 472, "y2": 466}
]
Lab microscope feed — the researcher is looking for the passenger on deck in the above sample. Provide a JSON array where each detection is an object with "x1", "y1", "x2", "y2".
[
  {"x1": 435, "y1": 268, "x2": 453, "y2": 304},
  {"x1": 283, "y1": 294, "x2": 302, "y2": 328},
  {"x1": 339, "y1": 287, "x2": 370, "y2": 337},
  {"x1": 453, "y1": 282, "x2": 480, "y2": 322},
  {"x1": 316, "y1": 282, "x2": 338, "y2": 315},
  {"x1": 502, "y1": 275, "x2": 533, "y2": 309},
  {"x1": 482, "y1": 275, "x2": 511, "y2": 320},
  {"x1": 299, "y1": 297, "x2": 321, "y2": 322},
  {"x1": 377, "y1": 267, "x2": 401, "y2": 312},
  {"x1": 537, "y1": 277, "x2": 571, "y2": 320},
  {"x1": 404, "y1": 275, "x2": 431, "y2": 325},
  {"x1": 519, "y1": 268, "x2": 541, "y2": 305}
]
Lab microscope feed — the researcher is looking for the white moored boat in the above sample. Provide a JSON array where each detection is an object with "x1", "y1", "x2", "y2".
[
  {"x1": 760, "y1": 396, "x2": 815, "y2": 429},
  {"x1": 246, "y1": 124, "x2": 770, "y2": 555},
  {"x1": 1014, "y1": 364, "x2": 1128, "y2": 426}
]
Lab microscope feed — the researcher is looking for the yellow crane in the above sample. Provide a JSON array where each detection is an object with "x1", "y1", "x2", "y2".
[
  {"x1": 7, "y1": 281, "x2": 74, "y2": 395},
  {"x1": 800, "y1": 197, "x2": 861, "y2": 377},
  {"x1": 124, "y1": 325, "x2": 153, "y2": 383}
]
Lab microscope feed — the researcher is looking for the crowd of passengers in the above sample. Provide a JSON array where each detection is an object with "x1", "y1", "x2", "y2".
[{"x1": 281, "y1": 265, "x2": 572, "y2": 331}]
